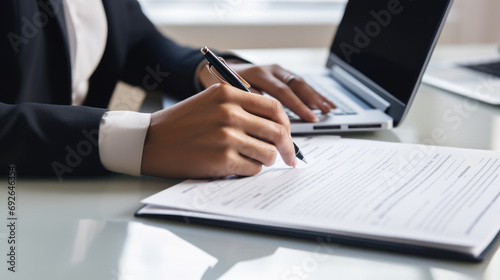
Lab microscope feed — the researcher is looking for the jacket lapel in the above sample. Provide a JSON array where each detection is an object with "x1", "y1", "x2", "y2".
[{"x1": 46, "y1": 0, "x2": 73, "y2": 104}]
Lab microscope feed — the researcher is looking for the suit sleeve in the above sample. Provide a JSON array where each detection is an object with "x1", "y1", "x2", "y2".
[
  {"x1": 119, "y1": 0, "x2": 244, "y2": 100},
  {"x1": 0, "y1": 102, "x2": 110, "y2": 179}
]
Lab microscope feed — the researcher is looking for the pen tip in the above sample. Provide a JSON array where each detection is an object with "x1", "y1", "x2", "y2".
[
  {"x1": 201, "y1": 46, "x2": 208, "y2": 55},
  {"x1": 302, "y1": 158, "x2": 308, "y2": 164}
]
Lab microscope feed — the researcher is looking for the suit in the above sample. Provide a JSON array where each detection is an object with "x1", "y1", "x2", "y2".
[{"x1": 0, "y1": 0, "x2": 234, "y2": 177}]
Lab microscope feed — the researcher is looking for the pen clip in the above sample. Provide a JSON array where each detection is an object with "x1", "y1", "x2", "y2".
[
  {"x1": 207, "y1": 57, "x2": 252, "y2": 89},
  {"x1": 207, "y1": 64, "x2": 229, "y2": 85}
]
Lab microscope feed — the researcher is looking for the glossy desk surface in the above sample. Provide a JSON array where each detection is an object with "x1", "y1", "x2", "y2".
[{"x1": 1, "y1": 46, "x2": 499, "y2": 280}]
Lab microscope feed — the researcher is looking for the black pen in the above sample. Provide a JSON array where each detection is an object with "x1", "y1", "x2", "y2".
[{"x1": 201, "y1": 46, "x2": 307, "y2": 164}]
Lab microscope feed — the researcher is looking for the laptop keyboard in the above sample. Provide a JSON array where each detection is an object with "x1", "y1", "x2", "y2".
[
  {"x1": 464, "y1": 60, "x2": 500, "y2": 78},
  {"x1": 285, "y1": 75, "x2": 359, "y2": 119}
]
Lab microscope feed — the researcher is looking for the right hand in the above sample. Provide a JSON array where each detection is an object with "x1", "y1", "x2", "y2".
[{"x1": 141, "y1": 84, "x2": 297, "y2": 179}]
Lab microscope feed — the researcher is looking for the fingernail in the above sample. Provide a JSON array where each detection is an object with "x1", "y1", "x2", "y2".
[{"x1": 307, "y1": 111, "x2": 319, "y2": 122}]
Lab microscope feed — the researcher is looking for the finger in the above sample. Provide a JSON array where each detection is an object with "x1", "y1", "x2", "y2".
[
  {"x1": 232, "y1": 108, "x2": 297, "y2": 167},
  {"x1": 250, "y1": 88, "x2": 263, "y2": 95},
  {"x1": 235, "y1": 131, "x2": 278, "y2": 167},
  {"x1": 319, "y1": 99, "x2": 336, "y2": 114},
  {"x1": 215, "y1": 85, "x2": 297, "y2": 166},
  {"x1": 271, "y1": 65, "x2": 338, "y2": 116},
  {"x1": 228, "y1": 89, "x2": 292, "y2": 134},
  {"x1": 289, "y1": 80, "x2": 336, "y2": 114},
  {"x1": 270, "y1": 67, "x2": 321, "y2": 122},
  {"x1": 275, "y1": 66, "x2": 337, "y2": 115},
  {"x1": 240, "y1": 67, "x2": 316, "y2": 123},
  {"x1": 231, "y1": 156, "x2": 263, "y2": 177},
  {"x1": 209, "y1": 148, "x2": 263, "y2": 178},
  {"x1": 323, "y1": 98, "x2": 336, "y2": 110},
  {"x1": 289, "y1": 79, "x2": 329, "y2": 113},
  {"x1": 311, "y1": 90, "x2": 337, "y2": 113}
]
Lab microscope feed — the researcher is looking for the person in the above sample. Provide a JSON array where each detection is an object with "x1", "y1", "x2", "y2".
[{"x1": 0, "y1": 0, "x2": 335, "y2": 180}]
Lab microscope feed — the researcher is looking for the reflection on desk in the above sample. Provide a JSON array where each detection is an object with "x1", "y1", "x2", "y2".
[{"x1": 0, "y1": 175, "x2": 498, "y2": 280}]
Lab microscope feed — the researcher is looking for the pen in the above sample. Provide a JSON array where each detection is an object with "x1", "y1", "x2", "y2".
[{"x1": 201, "y1": 46, "x2": 307, "y2": 164}]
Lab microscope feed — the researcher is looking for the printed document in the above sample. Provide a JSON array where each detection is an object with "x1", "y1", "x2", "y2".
[{"x1": 140, "y1": 136, "x2": 500, "y2": 257}]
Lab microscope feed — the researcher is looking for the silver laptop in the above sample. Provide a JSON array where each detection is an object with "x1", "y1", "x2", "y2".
[
  {"x1": 164, "y1": 0, "x2": 454, "y2": 134},
  {"x1": 286, "y1": 0, "x2": 454, "y2": 134},
  {"x1": 423, "y1": 49, "x2": 500, "y2": 105}
]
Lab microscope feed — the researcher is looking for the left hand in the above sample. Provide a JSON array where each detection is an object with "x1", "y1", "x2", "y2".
[{"x1": 199, "y1": 62, "x2": 336, "y2": 123}]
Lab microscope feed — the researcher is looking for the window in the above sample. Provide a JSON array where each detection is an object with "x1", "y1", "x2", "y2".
[{"x1": 139, "y1": 0, "x2": 348, "y2": 26}]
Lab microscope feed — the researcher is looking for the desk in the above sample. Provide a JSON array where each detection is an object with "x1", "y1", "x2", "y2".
[{"x1": 1, "y1": 46, "x2": 499, "y2": 280}]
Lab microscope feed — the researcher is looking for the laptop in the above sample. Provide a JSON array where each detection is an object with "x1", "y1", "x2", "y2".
[
  {"x1": 423, "y1": 48, "x2": 500, "y2": 105},
  {"x1": 285, "y1": 0, "x2": 454, "y2": 133},
  {"x1": 163, "y1": 0, "x2": 454, "y2": 133}
]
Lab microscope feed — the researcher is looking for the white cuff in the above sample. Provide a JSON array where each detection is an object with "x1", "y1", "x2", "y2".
[{"x1": 98, "y1": 111, "x2": 151, "y2": 176}]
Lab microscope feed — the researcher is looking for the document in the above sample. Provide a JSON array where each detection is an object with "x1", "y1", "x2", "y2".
[{"x1": 138, "y1": 136, "x2": 500, "y2": 260}]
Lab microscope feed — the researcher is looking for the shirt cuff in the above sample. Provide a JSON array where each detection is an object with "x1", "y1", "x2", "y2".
[{"x1": 98, "y1": 111, "x2": 151, "y2": 176}]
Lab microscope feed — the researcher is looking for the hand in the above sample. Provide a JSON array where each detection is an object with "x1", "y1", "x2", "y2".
[
  {"x1": 141, "y1": 84, "x2": 297, "y2": 179},
  {"x1": 199, "y1": 62, "x2": 336, "y2": 123}
]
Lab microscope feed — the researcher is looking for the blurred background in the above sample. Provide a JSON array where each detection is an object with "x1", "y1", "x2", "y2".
[{"x1": 138, "y1": 0, "x2": 500, "y2": 49}]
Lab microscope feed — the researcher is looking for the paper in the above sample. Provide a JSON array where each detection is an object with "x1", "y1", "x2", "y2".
[{"x1": 142, "y1": 136, "x2": 500, "y2": 256}]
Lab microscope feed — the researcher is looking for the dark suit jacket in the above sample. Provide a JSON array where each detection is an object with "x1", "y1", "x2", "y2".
[{"x1": 0, "y1": 0, "x2": 234, "y2": 178}]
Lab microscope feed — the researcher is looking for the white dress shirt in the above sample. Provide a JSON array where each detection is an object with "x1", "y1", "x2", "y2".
[{"x1": 63, "y1": 0, "x2": 151, "y2": 176}]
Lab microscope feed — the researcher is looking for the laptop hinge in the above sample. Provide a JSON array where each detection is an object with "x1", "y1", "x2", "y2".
[{"x1": 331, "y1": 66, "x2": 391, "y2": 111}]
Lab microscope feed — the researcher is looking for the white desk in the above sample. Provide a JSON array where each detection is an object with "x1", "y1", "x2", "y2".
[{"x1": 1, "y1": 46, "x2": 500, "y2": 280}]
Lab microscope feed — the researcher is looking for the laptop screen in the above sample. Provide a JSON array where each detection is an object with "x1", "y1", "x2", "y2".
[{"x1": 329, "y1": 0, "x2": 452, "y2": 122}]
